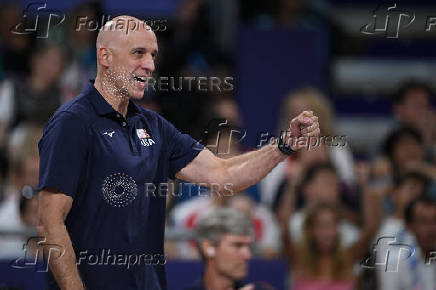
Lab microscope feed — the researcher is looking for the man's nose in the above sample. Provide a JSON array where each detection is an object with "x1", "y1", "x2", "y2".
[
  {"x1": 141, "y1": 55, "x2": 155, "y2": 74},
  {"x1": 242, "y1": 247, "x2": 252, "y2": 260}
]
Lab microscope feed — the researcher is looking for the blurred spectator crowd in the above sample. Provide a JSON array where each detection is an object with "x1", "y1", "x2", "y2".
[{"x1": 0, "y1": 0, "x2": 435, "y2": 290}]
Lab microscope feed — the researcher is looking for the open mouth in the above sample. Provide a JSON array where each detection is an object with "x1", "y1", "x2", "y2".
[
  {"x1": 132, "y1": 74, "x2": 148, "y2": 90},
  {"x1": 133, "y1": 75, "x2": 146, "y2": 83}
]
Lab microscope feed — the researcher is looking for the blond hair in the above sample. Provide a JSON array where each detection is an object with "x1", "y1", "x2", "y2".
[
  {"x1": 298, "y1": 203, "x2": 351, "y2": 280},
  {"x1": 279, "y1": 87, "x2": 334, "y2": 136}
]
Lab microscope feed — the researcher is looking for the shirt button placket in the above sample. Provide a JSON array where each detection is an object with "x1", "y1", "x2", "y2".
[{"x1": 116, "y1": 113, "x2": 127, "y2": 128}]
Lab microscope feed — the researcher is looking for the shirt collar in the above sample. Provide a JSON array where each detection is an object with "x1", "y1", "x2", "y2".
[
  {"x1": 126, "y1": 97, "x2": 141, "y2": 117},
  {"x1": 189, "y1": 274, "x2": 244, "y2": 290},
  {"x1": 86, "y1": 79, "x2": 142, "y2": 117}
]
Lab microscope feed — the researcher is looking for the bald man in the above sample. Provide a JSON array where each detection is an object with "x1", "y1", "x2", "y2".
[{"x1": 37, "y1": 16, "x2": 319, "y2": 290}]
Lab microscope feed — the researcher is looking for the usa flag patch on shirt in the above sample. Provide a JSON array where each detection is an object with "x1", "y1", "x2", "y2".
[
  {"x1": 136, "y1": 129, "x2": 150, "y2": 139},
  {"x1": 136, "y1": 129, "x2": 155, "y2": 147}
]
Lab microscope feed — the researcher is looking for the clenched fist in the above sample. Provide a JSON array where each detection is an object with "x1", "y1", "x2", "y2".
[{"x1": 287, "y1": 110, "x2": 320, "y2": 150}]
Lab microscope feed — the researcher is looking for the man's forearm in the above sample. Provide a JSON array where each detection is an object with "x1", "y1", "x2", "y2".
[
  {"x1": 176, "y1": 110, "x2": 319, "y2": 192},
  {"x1": 38, "y1": 223, "x2": 84, "y2": 290},
  {"x1": 222, "y1": 143, "x2": 287, "y2": 193}
]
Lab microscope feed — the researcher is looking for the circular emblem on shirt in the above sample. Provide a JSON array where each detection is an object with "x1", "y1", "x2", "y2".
[{"x1": 102, "y1": 173, "x2": 138, "y2": 207}]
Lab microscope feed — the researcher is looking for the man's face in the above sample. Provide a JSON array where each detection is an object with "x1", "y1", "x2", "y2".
[
  {"x1": 104, "y1": 28, "x2": 158, "y2": 100},
  {"x1": 410, "y1": 203, "x2": 436, "y2": 253},
  {"x1": 213, "y1": 234, "x2": 252, "y2": 281}
]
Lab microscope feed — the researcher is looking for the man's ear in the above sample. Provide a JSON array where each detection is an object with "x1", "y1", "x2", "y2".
[
  {"x1": 201, "y1": 241, "x2": 215, "y2": 258},
  {"x1": 98, "y1": 47, "x2": 112, "y2": 67}
]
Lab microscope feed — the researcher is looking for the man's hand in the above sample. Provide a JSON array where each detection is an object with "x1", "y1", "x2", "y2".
[{"x1": 287, "y1": 110, "x2": 320, "y2": 150}]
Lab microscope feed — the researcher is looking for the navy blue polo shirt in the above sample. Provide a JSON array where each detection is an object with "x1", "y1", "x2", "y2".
[{"x1": 38, "y1": 80, "x2": 204, "y2": 290}]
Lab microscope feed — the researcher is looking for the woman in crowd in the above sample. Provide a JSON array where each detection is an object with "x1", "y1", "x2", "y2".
[{"x1": 277, "y1": 182, "x2": 382, "y2": 290}]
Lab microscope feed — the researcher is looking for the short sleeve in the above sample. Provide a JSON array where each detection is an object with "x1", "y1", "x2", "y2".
[
  {"x1": 38, "y1": 111, "x2": 88, "y2": 198},
  {"x1": 164, "y1": 119, "x2": 204, "y2": 179}
]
